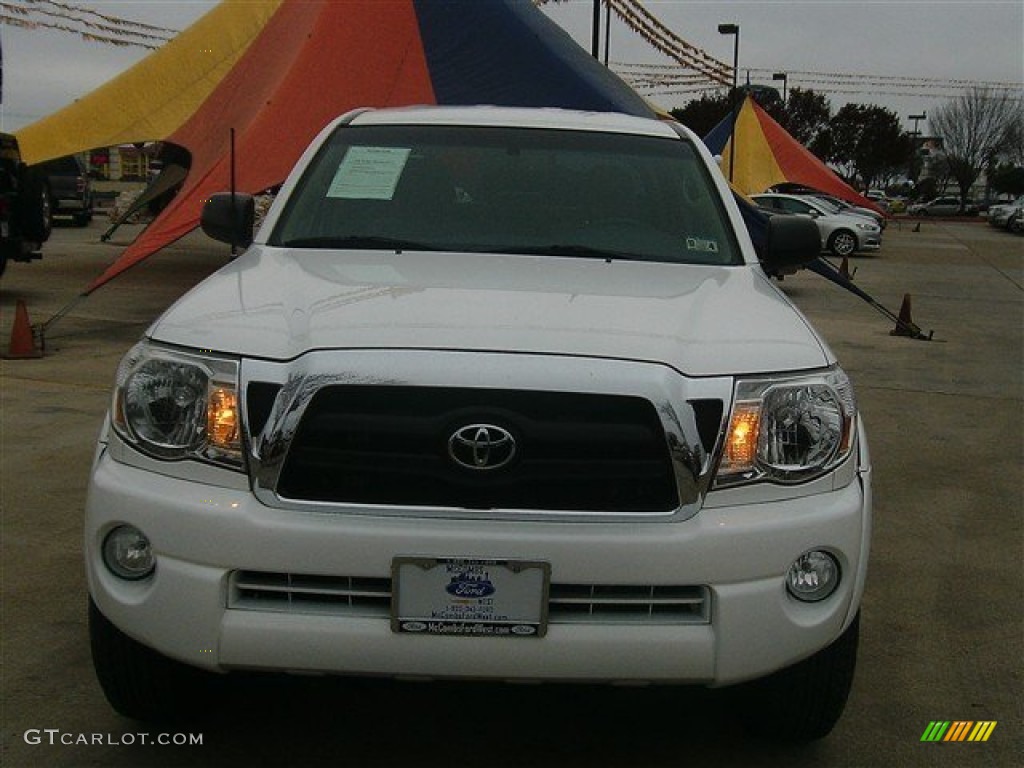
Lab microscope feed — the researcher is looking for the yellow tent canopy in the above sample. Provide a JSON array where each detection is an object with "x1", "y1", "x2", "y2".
[{"x1": 15, "y1": 0, "x2": 283, "y2": 165}]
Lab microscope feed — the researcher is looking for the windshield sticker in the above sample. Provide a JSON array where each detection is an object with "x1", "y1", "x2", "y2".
[
  {"x1": 686, "y1": 237, "x2": 719, "y2": 254},
  {"x1": 327, "y1": 146, "x2": 412, "y2": 200}
]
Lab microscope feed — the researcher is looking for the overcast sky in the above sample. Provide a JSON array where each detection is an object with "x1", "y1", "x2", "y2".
[{"x1": 1, "y1": 0, "x2": 1021, "y2": 134}]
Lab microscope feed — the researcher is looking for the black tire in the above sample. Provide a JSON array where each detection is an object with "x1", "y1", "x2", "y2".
[
  {"x1": 739, "y1": 612, "x2": 860, "y2": 743},
  {"x1": 72, "y1": 211, "x2": 91, "y2": 228},
  {"x1": 88, "y1": 597, "x2": 217, "y2": 722},
  {"x1": 827, "y1": 229, "x2": 857, "y2": 257},
  {"x1": 0, "y1": 249, "x2": 7, "y2": 278},
  {"x1": 15, "y1": 171, "x2": 52, "y2": 242}
]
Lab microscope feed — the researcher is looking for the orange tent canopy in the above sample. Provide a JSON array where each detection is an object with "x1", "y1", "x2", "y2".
[{"x1": 18, "y1": 0, "x2": 655, "y2": 294}]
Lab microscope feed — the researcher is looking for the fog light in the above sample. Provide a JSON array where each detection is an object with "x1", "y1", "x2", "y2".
[
  {"x1": 102, "y1": 525, "x2": 155, "y2": 580},
  {"x1": 786, "y1": 550, "x2": 839, "y2": 602}
]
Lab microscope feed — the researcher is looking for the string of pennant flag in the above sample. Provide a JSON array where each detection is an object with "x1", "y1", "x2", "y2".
[
  {"x1": 3, "y1": 0, "x2": 1018, "y2": 102},
  {"x1": 1, "y1": 0, "x2": 176, "y2": 49},
  {"x1": 537, "y1": 0, "x2": 733, "y2": 86},
  {"x1": 614, "y1": 61, "x2": 1023, "y2": 101}
]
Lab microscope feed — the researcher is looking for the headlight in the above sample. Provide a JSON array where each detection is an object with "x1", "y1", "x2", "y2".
[
  {"x1": 111, "y1": 341, "x2": 243, "y2": 469},
  {"x1": 715, "y1": 367, "x2": 856, "y2": 487},
  {"x1": 855, "y1": 222, "x2": 876, "y2": 231}
]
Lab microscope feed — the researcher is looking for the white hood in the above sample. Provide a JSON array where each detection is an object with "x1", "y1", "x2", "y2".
[{"x1": 150, "y1": 247, "x2": 832, "y2": 377}]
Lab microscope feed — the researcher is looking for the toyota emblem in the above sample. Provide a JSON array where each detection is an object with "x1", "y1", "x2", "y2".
[{"x1": 448, "y1": 424, "x2": 517, "y2": 471}]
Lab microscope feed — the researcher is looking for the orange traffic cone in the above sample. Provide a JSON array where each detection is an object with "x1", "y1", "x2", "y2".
[
  {"x1": 890, "y1": 293, "x2": 918, "y2": 338},
  {"x1": 3, "y1": 300, "x2": 43, "y2": 359}
]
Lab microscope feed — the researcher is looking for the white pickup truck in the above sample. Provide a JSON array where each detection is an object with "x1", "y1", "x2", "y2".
[{"x1": 86, "y1": 106, "x2": 871, "y2": 742}]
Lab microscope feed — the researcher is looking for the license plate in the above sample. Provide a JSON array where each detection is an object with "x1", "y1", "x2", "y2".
[{"x1": 392, "y1": 557, "x2": 549, "y2": 638}]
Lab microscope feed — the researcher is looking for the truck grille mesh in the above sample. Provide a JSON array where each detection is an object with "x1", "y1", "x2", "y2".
[
  {"x1": 229, "y1": 571, "x2": 710, "y2": 625},
  {"x1": 272, "y1": 386, "x2": 678, "y2": 513}
]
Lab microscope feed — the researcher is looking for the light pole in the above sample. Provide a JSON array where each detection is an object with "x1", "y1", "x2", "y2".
[
  {"x1": 908, "y1": 112, "x2": 927, "y2": 184},
  {"x1": 718, "y1": 23, "x2": 740, "y2": 182},
  {"x1": 772, "y1": 72, "x2": 788, "y2": 103},
  {"x1": 908, "y1": 112, "x2": 926, "y2": 138},
  {"x1": 592, "y1": 0, "x2": 601, "y2": 58}
]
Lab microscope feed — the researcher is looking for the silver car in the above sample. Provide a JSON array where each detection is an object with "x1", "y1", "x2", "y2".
[
  {"x1": 908, "y1": 196, "x2": 977, "y2": 216},
  {"x1": 752, "y1": 193, "x2": 882, "y2": 257},
  {"x1": 987, "y1": 196, "x2": 1024, "y2": 229},
  {"x1": 809, "y1": 193, "x2": 887, "y2": 230}
]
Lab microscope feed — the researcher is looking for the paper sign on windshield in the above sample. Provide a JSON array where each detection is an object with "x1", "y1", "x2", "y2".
[{"x1": 327, "y1": 146, "x2": 411, "y2": 200}]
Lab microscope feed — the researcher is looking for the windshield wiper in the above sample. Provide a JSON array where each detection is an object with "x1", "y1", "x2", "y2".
[
  {"x1": 278, "y1": 235, "x2": 439, "y2": 251},
  {"x1": 493, "y1": 244, "x2": 642, "y2": 261}
]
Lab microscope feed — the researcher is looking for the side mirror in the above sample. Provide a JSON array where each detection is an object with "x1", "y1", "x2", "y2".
[
  {"x1": 201, "y1": 192, "x2": 255, "y2": 248},
  {"x1": 761, "y1": 215, "x2": 821, "y2": 275}
]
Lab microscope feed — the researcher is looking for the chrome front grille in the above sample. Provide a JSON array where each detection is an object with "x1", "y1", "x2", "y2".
[
  {"x1": 273, "y1": 386, "x2": 680, "y2": 514},
  {"x1": 229, "y1": 571, "x2": 710, "y2": 625},
  {"x1": 242, "y1": 351, "x2": 733, "y2": 522}
]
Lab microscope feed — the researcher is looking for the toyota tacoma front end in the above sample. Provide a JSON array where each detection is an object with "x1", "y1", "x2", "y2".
[{"x1": 85, "y1": 107, "x2": 871, "y2": 742}]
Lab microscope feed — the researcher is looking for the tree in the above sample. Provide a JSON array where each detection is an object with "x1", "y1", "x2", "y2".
[
  {"x1": 670, "y1": 92, "x2": 730, "y2": 138},
  {"x1": 751, "y1": 86, "x2": 832, "y2": 161},
  {"x1": 743, "y1": 84, "x2": 783, "y2": 113},
  {"x1": 1000, "y1": 109, "x2": 1024, "y2": 165},
  {"x1": 826, "y1": 104, "x2": 912, "y2": 191},
  {"x1": 929, "y1": 87, "x2": 1023, "y2": 206},
  {"x1": 990, "y1": 163, "x2": 1024, "y2": 196},
  {"x1": 783, "y1": 88, "x2": 832, "y2": 151}
]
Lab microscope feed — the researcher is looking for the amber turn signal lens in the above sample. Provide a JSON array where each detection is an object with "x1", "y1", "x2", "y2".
[
  {"x1": 207, "y1": 387, "x2": 240, "y2": 450},
  {"x1": 722, "y1": 402, "x2": 760, "y2": 472}
]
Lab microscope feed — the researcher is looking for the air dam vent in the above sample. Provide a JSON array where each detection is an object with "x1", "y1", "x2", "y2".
[
  {"x1": 229, "y1": 571, "x2": 710, "y2": 626},
  {"x1": 230, "y1": 571, "x2": 392, "y2": 618}
]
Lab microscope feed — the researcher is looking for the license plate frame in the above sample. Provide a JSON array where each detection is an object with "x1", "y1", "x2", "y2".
[{"x1": 391, "y1": 557, "x2": 550, "y2": 638}]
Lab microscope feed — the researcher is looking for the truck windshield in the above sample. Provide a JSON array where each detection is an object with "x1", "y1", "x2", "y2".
[{"x1": 270, "y1": 124, "x2": 741, "y2": 266}]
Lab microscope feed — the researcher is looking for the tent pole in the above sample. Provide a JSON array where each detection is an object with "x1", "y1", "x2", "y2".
[
  {"x1": 230, "y1": 127, "x2": 237, "y2": 256},
  {"x1": 603, "y1": 1, "x2": 611, "y2": 65}
]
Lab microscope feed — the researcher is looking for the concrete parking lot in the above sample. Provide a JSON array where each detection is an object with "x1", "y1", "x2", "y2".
[{"x1": 2, "y1": 219, "x2": 1021, "y2": 766}]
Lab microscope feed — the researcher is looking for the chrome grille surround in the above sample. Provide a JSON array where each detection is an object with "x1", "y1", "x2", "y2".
[{"x1": 241, "y1": 350, "x2": 731, "y2": 522}]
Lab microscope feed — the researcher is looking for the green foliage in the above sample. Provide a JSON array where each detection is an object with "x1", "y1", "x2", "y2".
[
  {"x1": 670, "y1": 92, "x2": 731, "y2": 138},
  {"x1": 784, "y1": 88, "x2": 833, "y2": 149},
  {"x1": 990, "y1": 163, "x2": 1024, "y2": 196},
  {"x1": 914, "y1": 176, "x2": 939, "y2": 201},
  {"x1": 826, "y1": 104, "x2": 912, "y2": 190}
]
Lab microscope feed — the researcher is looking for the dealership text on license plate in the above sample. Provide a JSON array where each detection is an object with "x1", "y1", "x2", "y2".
[{"x1": 392, "y1": 557, "x2": 550, "y2": 638}]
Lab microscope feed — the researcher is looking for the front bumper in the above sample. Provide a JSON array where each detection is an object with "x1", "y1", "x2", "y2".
[
  {"x1": 52, "y1": 197, "x2": 90, "y2": 215},
  {"x1": 85, "y1": 427, "x2": 872, "y2": 688},
  {"x1": 859, "y1": 233, "x2": 882, "y2": 250}
]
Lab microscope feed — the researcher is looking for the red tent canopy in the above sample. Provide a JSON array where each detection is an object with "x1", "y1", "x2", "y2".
[{"x1": 83, "y1": 0, "x2": 654, "y2": 293}]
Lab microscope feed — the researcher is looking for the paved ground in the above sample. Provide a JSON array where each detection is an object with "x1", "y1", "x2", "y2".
[{"x1": 1, "y1": 219, "x2": 1021, "y2": 767}]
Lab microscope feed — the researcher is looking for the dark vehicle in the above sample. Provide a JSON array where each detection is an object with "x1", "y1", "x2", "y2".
[
  {"x1": 35, "y1": 154, "x2": 93, "y2": 226},
  {"x1": 0, "y1": 133, "x2": 51, "y2": 277}
]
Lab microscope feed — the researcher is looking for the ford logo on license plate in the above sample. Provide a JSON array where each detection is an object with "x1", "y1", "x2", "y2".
[{"x1": 445, "y1": 573, "x2": 496, "y2": 598}]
